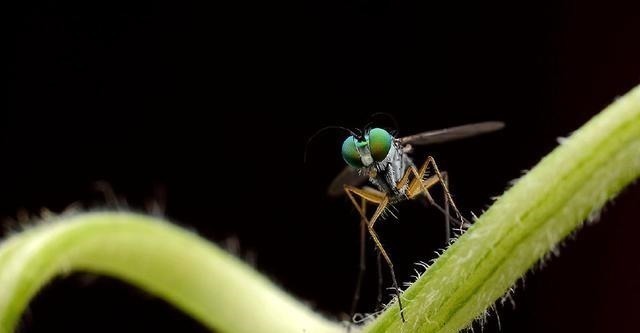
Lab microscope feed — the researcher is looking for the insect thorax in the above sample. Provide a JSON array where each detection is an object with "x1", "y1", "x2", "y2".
[{"x1": 369, "y1": 143, "x2": 414, "y2": 201}]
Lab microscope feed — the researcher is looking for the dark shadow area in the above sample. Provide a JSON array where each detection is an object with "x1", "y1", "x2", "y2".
[
  {"x1": 6, "y1": 0, "x2": 640, "y2": 332},
  {"x1": 19, "y1": 273, "x2": 212, "y2": 333}
]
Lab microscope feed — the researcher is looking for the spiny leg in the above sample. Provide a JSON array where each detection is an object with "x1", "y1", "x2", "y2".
[
  {"x1": 411, "y1": 178, "x2": 466, "y2": 229},
  {"x1": 344, "y1": 185, "x2": 388, "y2": 229},
  {"x1": 402, "y1": 164, "x2": 470, "y2": 243},
  {"x1": 344, "y1": 185, "x2": 406, "y2": 322},
  {"x1": 416, "y1": 171, "x2": 452, "y2": 242},
  {"x1": 424, "y1": 156, "x2": 465, "y2": 226},
  {"x1": 405, "y1": 173, "x2": 453, "y2": 242},
  {"x1": 438, "y1": 172, "x2": 472, "y2": 236},
  {"x1": 364, "y1": 219, "x2": 406, "y2": 322},
  {"x1": 345, "y1": 187, "x2": 384, "y2": 320},
  {"x1": 350, "y1": 197, "x2": 388, "y2": 318},
  {"x1": 401, "y1": 157, "x2": 468, "y2": 229},
  {"x1": 442, "y1": 172, "x2": 451, "y2": 242},
  {"x1": 418, "y1": 179, "x2": 470, "y2": 228},
  {"x1": 350, "y1": 197, "x2": 367, "y2": 319}
]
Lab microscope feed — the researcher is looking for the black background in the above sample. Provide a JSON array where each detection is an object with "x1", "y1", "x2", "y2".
[{"x1": 6, "y1": 0, "x2": 640, "y2": 332}]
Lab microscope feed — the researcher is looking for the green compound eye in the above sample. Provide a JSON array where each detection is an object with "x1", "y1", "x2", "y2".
[
  {"x1": 341, "y1": 136, "x2": 364, "y2": 168},
  {"x1": 368, "y1": 128, "x2": 392, "y2": 161}
]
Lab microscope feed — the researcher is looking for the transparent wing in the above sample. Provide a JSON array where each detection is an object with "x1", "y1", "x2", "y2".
[
  {"x1": 399, "y1": 121, "x2": 504, "y2": 146},
  {"x1": 327, "y1": 166, "x2": 368, "y2": 197},
  {"x1": 327, "y1": 121, "x2": 504, "y2": 197}
]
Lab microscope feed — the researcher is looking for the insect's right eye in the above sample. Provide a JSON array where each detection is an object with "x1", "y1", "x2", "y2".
[{"x1": 341, "y1": 136, "x2": 364, "y2": 168}]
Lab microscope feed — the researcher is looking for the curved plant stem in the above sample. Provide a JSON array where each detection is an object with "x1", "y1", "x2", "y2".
[
  {"x1": 0, "y1": 212, "x2": 346, "y2": 333},
  {"x1": 364, "y1": 85, "x2": 640, "y2": 333},
  {"x1": 0, "y1": 85, "x2": 639, "y2": 333}
]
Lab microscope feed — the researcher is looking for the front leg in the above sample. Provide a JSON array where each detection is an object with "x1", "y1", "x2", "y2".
[{"x1": 343, "y1": 185, "x2": 406, "y2": 322}]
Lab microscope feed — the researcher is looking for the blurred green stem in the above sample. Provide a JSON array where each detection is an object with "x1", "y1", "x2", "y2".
[{"x1": 0, "y1": 213, "x2": 345, "y2": 333}]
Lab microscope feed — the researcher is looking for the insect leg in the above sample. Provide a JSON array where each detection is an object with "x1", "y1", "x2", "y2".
[
  {"x1": 437, "y1": 172, "x2": 473, "y2": 235},
  {"x1": 426, "y1": 156, "x2": 464, "y2": 225},
  {"x1": 442, "y1": 171, "x2": 451, "y2": 242},
  {"x1": 350, "y1": 197, "x2": 367, "y2": 319},
  {"x1": 411, "y1": 157, "x2": 466, "y2": 227},
  {"x1": 405, "y1": 169, "x2": 468, "y2": 238},
  {"x1": 344, "y1": 185, "x2": 406, "y2": 322}
]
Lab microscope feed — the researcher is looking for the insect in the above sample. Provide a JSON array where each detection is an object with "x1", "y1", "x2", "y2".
[{"x1": 328, "y1": 121, "x2": 505, "y2": 322}]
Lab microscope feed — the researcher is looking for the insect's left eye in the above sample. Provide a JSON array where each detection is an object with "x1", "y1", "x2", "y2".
[
  {"x1": 341, "y1": 136, "x2": 364, "y2": 168},
  {"x1": 368, "y1": 128, "x2": 392, "y2": 161}
]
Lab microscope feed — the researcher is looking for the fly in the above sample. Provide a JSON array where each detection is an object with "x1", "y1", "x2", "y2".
[{"x1": 329, "y1": 121, "x2": 505, "y2": 323}]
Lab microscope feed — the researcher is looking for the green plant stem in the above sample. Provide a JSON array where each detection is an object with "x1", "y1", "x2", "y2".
[
  {"x1": 1, "y1": 85, "x2": 639, "y2": 333},
  {"x1": 364, "y1": 86, "x2": 640, "y2": 333},
  {"x1": 0, "y1": 213, "x2": 345, "y2": 333}
]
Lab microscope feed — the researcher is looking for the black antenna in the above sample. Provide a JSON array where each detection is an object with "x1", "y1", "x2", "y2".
[
  {"x1": 368, "y1": 112, "x2": 400, "y2": 135},
  {"x1": 303, "y1": 125, "x2": 358, "y2": 164}
]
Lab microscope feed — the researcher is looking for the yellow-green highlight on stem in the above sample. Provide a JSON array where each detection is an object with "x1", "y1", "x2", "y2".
[
  {"x1": 364, "y1": 84, "x2": 640, "y2": 333},
  {"x1": 0, "y1": 212, "x2": 346, "y2": 333}
]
